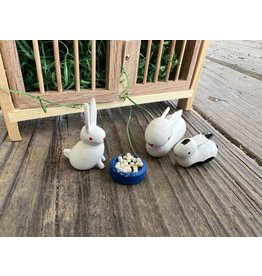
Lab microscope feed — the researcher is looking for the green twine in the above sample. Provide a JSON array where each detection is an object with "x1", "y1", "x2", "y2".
[
  {"x1": 1, "y1": 67, "x2": 154, "y2": 156},
  {"x1": 0, "y1": 86, "x2": 83, "y2": 113},
  {"x1": 120, "y1": 67, "x2": 155, "y2": 156},
  {"x1": 119, "y1": 68, "x2": 155, "y2": 120},
  {"x1": 126, "y1": 106, "x2": 137, "y2": 156}
]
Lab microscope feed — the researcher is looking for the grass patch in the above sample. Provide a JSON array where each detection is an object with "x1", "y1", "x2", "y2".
[{"x1": 16, "y1": 40, "x2": 178, "y2": 92}]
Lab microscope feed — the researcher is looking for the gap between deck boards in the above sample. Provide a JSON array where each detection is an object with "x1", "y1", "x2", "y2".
[
  {"x1": 192, "y1": 106, "x2": 262, "y2": 167},
  {"x1": 206, "y1": 56, "x2": 262, "y2": 81}
]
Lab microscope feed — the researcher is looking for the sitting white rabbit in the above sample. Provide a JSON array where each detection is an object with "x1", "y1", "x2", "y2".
[
  {"x1": 63, "y1": 98, "x2": 106, "y2": 170},
  {"x1": 173, "y1": 133, "x2": 218, "y2": 167},
  {"x1": 145, "y1": 107, "x2": 186, "y2": 157}
]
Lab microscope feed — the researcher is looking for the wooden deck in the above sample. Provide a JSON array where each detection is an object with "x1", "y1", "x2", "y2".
[{"x1": 0, "y1": 41, "x2": 261, "y2": 236}]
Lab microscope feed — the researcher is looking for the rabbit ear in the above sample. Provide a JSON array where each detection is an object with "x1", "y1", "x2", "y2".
[
  {"x1": 89, "y1": 98, "x2": 97, "y2": 127},
  {"x1": 168, "y1": 109, "x2": 183, "y2": 123},
  {"x1": 84, "y1": 103, "x2": 90, "y2": 131},
  {"x1": 161, "y1": 107, "x2": 170, "y2": 118},
  {"x1": 194, "y1": 134, "x2": 209, "y2": 146}
]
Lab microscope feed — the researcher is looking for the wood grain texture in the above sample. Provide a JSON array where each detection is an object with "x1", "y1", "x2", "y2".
[
  {"x1": 177, "y1": 41, "x2": 209, "y2": 110},
  {"x1": 32, "y1": 40, "x2": 45, "y2": 94},
  {"x1": 0, "y1": 53, "x2": 21, "y2": 141},
  {"x1": 73, "y1": 40, "x2": 81, "y2": 92},
  {"x1": 207, "y1": 40, "x2": 262, "y2": 79},
  {"x1": 8, "y1": 89, "x2": 193, "y2": 123},
  {"x1": 106, "y1": 41, "x2": 122, "y2": 91},
  {"x1": 143, "y1": 40, "x2": 152, "y2": 84},
  {"x1": 175, "y1": 40, "x2": 187, "y2": 80},
  {"x1": 194, "y1": 58, "x2": 262, "y2": 164},
  {"x1": 53, "y1": 40, "x2": 62, "y2": 93},
  {"x1": 183, "y1": 40, "x2": 201, "y2": 81},
  {"x1": 165, "y1": 40, "x2": 176, "y2": 81},
  {"x1": 153, "y1": 40, "x2": 164, "y2": 83},
  {"x1": 10, "y1": 89, "x2": 118, "y2": 109},
  {"x1": 91, "y1": 40, "x2": 96, "y2": 91},
  {"x1": 0, "y1": 40, "x2": 25, "y2": 107},
  {"x1": 0, "y1": 101, "x2": 261, "y2": 237},
  {"x1": 122, "y1": 40, "x2": 141, "y2": 87}
]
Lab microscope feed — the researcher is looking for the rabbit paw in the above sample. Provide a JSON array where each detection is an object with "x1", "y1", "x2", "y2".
[
  {"x1": 97, "y1": 160, "x2": 105, "y2": 169},
  {"x1": 101, "y1": 155, "x2": 106, "y2": 162}
]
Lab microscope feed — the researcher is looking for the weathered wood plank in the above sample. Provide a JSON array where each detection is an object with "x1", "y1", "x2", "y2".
[
  {"x1": 194, "y1": 58, "x2": 262, "y2": 164},
  {"x1": 148, "y1": 101, "x2": 262, "y2": 236},
  {"x1": 0, "y1": 101, "x2": 261, "y2": 236},
  {"x1": 0, "y1": 112, "x2": 7, "y2": 144},
  {"x1": 0, "y1": 118, "x2": 54, "y2": 236},
  {"x1": 207, "y1": 40, "x2": 262, "y2": 80}
]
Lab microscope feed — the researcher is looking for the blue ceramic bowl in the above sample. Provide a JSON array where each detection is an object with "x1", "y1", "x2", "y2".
[{"x1": 110, "y1": 155, "x2": 147, "y2": 185}]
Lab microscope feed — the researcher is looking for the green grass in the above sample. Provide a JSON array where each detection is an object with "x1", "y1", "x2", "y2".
[
  {"x1": 16, "y1": 40, "x2": 178, "y2": 92},
  {"x1": 137, "y1": 40, "x2": 178, "y2": 83}
]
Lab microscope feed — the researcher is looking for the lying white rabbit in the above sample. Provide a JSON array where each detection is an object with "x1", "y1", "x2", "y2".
[
  {"x1": 173, "y1": 133, "x2": 218, "y2": 167},
  {"x1": 145, "y1": 107, "x2": 186, "y2": 157},
  {"x1": 63, "y1": 98, "x2": 106, "y2": 170}
]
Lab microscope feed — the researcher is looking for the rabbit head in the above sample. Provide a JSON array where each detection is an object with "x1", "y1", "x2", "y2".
[
  {"x1": 80, "y1": 98, "x2": 106, "y2": 145},
  {"x1": 145, "y1": 107, "x2": 173, "y2": 147},
  {"x1": 174, "y1": 138, "x2": 197, "y2": 158}
]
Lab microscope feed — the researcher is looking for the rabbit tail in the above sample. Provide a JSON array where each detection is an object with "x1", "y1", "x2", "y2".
[{"x1": 63, "y1": 149, "x2": 71, "y2": 159}]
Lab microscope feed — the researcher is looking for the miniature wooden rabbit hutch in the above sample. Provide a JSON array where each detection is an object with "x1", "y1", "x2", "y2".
[{"x1": 0, "y1": 40, "x2": 208, "y2": 141}]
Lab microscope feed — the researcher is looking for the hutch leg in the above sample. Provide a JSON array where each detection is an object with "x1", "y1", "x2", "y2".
[
  {"x1": 177, "y1": 41, "x2": 209, "y2": 110},
  {"x1": 2, "y1": 111, "x2": 21, "y2": 141},
  {"x1": 0, "y1": 52, "x2": 22, "y2": 141}
]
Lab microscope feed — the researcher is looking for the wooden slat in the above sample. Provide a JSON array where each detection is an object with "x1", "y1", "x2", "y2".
[
  {"x1": 153, "y1": 40, "x2": 164, "y2": 83},
  {"x1": 0, "y1": 40, "x2": 25, "y2": 108},
  {"x1": 177, "y1": 41, "x2": 209, "y2": 110},
  {"x1": 122, "y1": 40, "x2": 141, "y2": 87},
  {"x1": 0, "y1": 52, "x2": 21, "y2": 141},
  {"x1": 175, "y1": 40, "x2": 187, "y2": 81},
  {"x1": 73, "y1": 40, "x2": 80, "y2": 92},
  {"x1": 8, "y1": 88, "x2": 194, "y2": 123},
  {"x1": 91, "y1": 40, "x2": 96, "y2": 91},
  {"x1": 178, "y1": 40, "x2": 202, "y2": 82},
  {"x1": 165, "y1": 40, "x2": 176, "y2": 81},
  {"x1": 106, "y1": 41, "x2": 122, "y2": 91},
  {"x1": 32, "y1": 40, "x2": 45, "y2": 94},
  {"x1": 143, "y1": 40, "x2": 152, "y2": 84},
  {"x1": 53, "y1": 40, "x2": 62, "y2": 93}
]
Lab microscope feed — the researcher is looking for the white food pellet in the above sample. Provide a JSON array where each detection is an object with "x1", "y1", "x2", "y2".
[
  {"x1": 115, "y1": 153, "x2": 143, "y2": 173},
  {"x1": 118, "y1": 156, "x2": 123, "y2": 162}
]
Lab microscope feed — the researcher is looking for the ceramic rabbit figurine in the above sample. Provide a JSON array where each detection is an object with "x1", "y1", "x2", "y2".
[
  {"x1": 145, "y1": 107, "x2": 186, "y2": 157},
  {"x1": 63, "y1": 98, "x2": 106, "y2": 170},
  {"x1": 173, "y1": 133, "x2": 218, "y2": 167}
]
